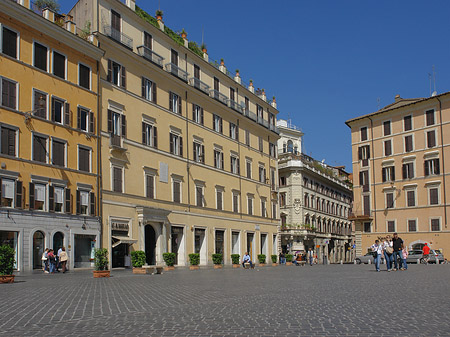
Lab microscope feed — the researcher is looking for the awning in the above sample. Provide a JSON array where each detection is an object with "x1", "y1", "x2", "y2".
[{"x1": 112, "y1": 236, "x2": 137, "y2": 248}]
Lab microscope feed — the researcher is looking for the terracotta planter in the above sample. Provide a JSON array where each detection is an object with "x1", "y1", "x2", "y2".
[
  {"x1": 93, "y1": 270, "x2": 110, "y2": 278},
  {"x1": 132, "y1": 267, "x2": 146, "y2": 274},
  {"x1": 286, "y1": 262, "x2": 293, "y2": 266},
  {"x1": 156, "y1": 15, "x2": 162, "y2": 21},
  {"x1": 232, "y1": 264, "x2": 240, "y2": 268},
  {"x1": 189, "y1": 265, "x2": 199, "y2": 270},
  {"x1": 259, "y1": 263, "x2": 266, "y2": 267},
  {"x1": 202, "y1": 48, "x2": 207, "y2": 53},
  {"x1": 164, "y1": 266, "x2": 175, "y2": 271},
  {"x1": 272, "y1": 263, "x2": 278, "y2": 267},
  {"x1": 213, "y1": 265, "x2": 222, "y2": 269},
  {"x1": 0, "y1": 275, "x2": 14, "y2": 283},
  {"x1": 181, "y1": 33, "x2": 187, "y2": 39}
]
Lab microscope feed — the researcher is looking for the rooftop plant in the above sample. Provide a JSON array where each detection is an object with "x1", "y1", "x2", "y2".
[
  {"x1": 164, "y1": 25, "x2": 184, "y2": 46},
  {"x1": 135, "y1": 6, "x2": 160, "y2": 29},
  {"x1": 188, "y1": 41, "x2": 203, "y2": 57},
  {"x1": 155, "y1": 9, "x2": 163, "y2": 17},
  {"x1": 35, "y1": 0, "x2": 60, "y2": 12}
]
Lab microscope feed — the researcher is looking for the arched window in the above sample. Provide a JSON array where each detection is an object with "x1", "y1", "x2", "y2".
[{"x1": 287, "y1": 140, "x2": 294, "y2": 153}]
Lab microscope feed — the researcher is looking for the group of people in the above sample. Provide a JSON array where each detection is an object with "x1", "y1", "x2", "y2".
[
  {"x1": 371, "y1": 233, "x2": 407, "y2": 272},
  {"x1": 279, "y1": 248, "x2": 316, "y2": 266},
  {"x1": 41, "y1": 247, "x2": 68, "y2": 273}
]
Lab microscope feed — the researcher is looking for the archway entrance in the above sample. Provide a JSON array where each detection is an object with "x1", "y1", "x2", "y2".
[
  {"x1": 33, "y1": 231, "x2": 45, "y2": 269},
  {"x1": 53, "y1": 232, "x2": 64, "y2": 251},
  {"x1": 145, "y1": 225, "x2": 156, "y2": 265}
]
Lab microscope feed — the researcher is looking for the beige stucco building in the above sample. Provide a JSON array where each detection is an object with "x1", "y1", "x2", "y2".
[
  {"x1": 346, "y1": 93, "x2": 450, "y2": 256},
  {"x1": 70, "y1": 0, "x2": 280, "y2": 266}
]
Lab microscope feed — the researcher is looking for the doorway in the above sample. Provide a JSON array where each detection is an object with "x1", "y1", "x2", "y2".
[
  {"x1": 33, "y1": 231, "x2": 45, "y2": 269},
  {"x1": 171, "y1": 226, "x2": 184, "y2": 265},
  {"x1": 53, "y1": 232, "x2": 64, "y2": 251},
  {"x1": 145, "y1": 225, "x2": 156, "y2": 265},
  {"x1": 247, "y1": 232, "x2": 254, "y2": 261},
  {"x1": 215, "y1": 230, "x2": 225, "y2": 263},
  {"x1": 194, "y1": 228, "x2": 206, "y2": 265}
]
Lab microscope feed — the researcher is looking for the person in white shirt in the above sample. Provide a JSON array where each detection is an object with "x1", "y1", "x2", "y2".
[
  {"x1": 382, "y1": 236, "x2": 394, "y2": 272},
  {"x1": 371, "y1": 240, "x2": 383, "y2": 272}
]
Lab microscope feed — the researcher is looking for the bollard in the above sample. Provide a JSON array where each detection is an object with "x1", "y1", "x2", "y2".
[
  {"x1": 354, "y1": 260, "x2": 357, "y2": 264},
  {"x1": 417, "y1": 259, "x2": 420, "y2": 264},
  {"x1": 368, "y1": 259, "x2": 371, "y2": 264},
  {"x1": 340, "y1": 260, "x2": 343, "y2": 265}
]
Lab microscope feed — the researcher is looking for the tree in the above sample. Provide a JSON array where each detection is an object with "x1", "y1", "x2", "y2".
[{"x1": 35, "y1": 0, "x2": 60, "y2": 13}]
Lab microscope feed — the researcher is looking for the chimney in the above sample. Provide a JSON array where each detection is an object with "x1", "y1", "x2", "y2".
[
  {"x1": 126, "y1": 0, "x2": 136, "y2": 11},
  {"x1": 43, "y1": 7, "x2": 56, "y2": 23},
  {"x1": 394, "y1": 94, "x2": 401, "y2": 102}
]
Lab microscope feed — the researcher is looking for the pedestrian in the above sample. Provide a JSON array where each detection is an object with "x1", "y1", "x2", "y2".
[
  {"x1": 279, "y1": 252, "x2": 285, "y2": 265},
  {"x1": 382, "y1": 236, "x2": 394, "y2": 272},
  {"x1": 401, "y1": 244, "x2": 408, "y2": 270},
  {"x1": 422, "y1": 243, "x2": 431, "y2": 264},
  {"x1": 307, "y1": 248, "x2": 314, "y2": 266},
  {"x1": 56, "y1": 246, "x2": 63, "y2": 272},
  {"x1": 371, "y1": 239, "x2": 382, "y2": 272},
  {"x1": 41, "y1": 248, "x2": 49, "y2": 273},
  {"x1": 241, "y1": 252, "x2": 253, "y2": 268},
  {"x1": 47, "y1": 249, "x2": 56, "y2": 274},
  {"x1": 59, "y1": 247, "x2": 68, "y2": 273},
  {"x1": 392, "y1": 233, "x2": 404, "y2": 271}
]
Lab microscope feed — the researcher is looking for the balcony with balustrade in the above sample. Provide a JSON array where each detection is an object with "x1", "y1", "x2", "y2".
[
  {"x1": 165, "y1": 63, "x2": 189, "y2": 82},
  {"x1": 189, "y1": 77, "x2": 210, "y2": 95},
  {"x1": 103, "y1": 25, "x2": 133, "y2": 49},
  {"x1": 228, "y1": 100, "x2": 244, "y2": 114},
  {"x1": 210, "y1": 90, "x2": 228, "y2": 105},
  {"x1": 137, "y1": 45, "x2": 164, "y2": 67}
]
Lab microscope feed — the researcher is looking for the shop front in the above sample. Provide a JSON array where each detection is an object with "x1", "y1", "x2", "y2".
[
  {"x1": 0, "y1": 230, "x2": 18, "y2": 269},
  {"x1": 74, "y1": 234, "x2": 96, "y2": 268},
  {"x1": 111, "y1": 221, "x2": 136, "y2": 268}
]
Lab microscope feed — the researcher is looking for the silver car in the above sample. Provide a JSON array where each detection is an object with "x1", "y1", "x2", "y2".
[
  {"x1": 405, "y1": 249, "x2": 445, "y2": 264},
  {"x1": 355, "y1": 252, "x2": 385, "y2": 264}
]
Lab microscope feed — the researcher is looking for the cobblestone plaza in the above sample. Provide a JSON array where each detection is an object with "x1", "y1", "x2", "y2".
[{"x1": 1, "y1": 264, "x2": 449, "y2": 336}]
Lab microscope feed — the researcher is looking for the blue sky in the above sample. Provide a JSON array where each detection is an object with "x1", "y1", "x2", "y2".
[{"x1": 62, "y1": 0, "x2": 450, "y2": 171}]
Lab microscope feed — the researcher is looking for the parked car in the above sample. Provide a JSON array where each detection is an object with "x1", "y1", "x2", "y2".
[
  {"x1": 355, "y1": 252, "x2": 385, "y2": 264},
  {"x1": 405, "y1": 249, "x2": 445, "y2": 264}
]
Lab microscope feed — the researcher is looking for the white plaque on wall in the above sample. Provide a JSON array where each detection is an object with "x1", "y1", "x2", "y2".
[{"x1": 159, "y1": 162, "x2": 168, "y2": 183}]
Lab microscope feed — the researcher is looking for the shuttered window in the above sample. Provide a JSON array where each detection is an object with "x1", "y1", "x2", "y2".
[
  {"x1": 424, "y1": 158, "x2": 440, "y2": 176},
  {"x1": 247, "y1": 196, "x2": 253, "y2": 215},
  {"x1": 404, "y1": 135, "x2": 413, "y2": 152},
  {"x1": 34, "y1": 42, "x2": 48, "y2": 71},
  {"x1": 427, "y1": 130, "x2": 436, "y2": 148},
  {"x1": 402, "y1": 162, "x2": 414, "y2": 179},
  {"x1": 384, "y1": 140, "x2": 392, "y2": 156},
  {"x1": 429, "y1": 187, "x2": 439, "y2": 205},
  {"x1": 53, "y1": 51, "x2": 66, "y2": 79},
  {"x1": 383, "y1": 121, "x2": 391, "y2": 136},
  {"x1": 406, "y1": 190, "x2": 415, "y2": 207},
  {"x1": 173, "y1": 180, "x2": 181, "y2": 203},
  {"x1": 144, "y1": 32, "x2": 152, "y2": 49},
  {"x1": 1, "y1": 126, "x2": 16, "y2": 156},
  {"x1": 408, "y1": 220, "x2": 417, "y2": 232},
  {"x1": 196, "y1": 186, "x2": 203, "y2": 207},
  {"x1": 169, "y1": 92, "x2": 181, "y2": 114},
  {"x1": 33, "y1": 90, "x2": 47, "y2": 118},
  {"x1": 142, "y1": 122, "x2": 157, "y2": 148},
  {"x1": 216, "y1": 189, "x2": 223, "y2": 210},
  {"x1": 78, "y1": 147, "x2": 90, "y2": 172},
  {"x1": 426, "y1": 109, "x2": 435, "y2": 126},
  {"x1": 387, "y1": 221, "x2": 395, "y2": 232},
  {"x1": 79, "y1": 64, "x2": 90, "y2": 89},
  {"x1": 112, "y1": 167, "x2": 123, "y2": 193},
  {"x1": 169, "y1": 133, "x2": 183, "y2": 156},
  {"x1": 52, "y1": 139, "x2": 65, "y2": 167},
  {"x1": 363, "y1": 195, "x2": 370, "y2": 216},
  {"x1": 107, "y1": 59, "x2": 126, "y2": 88},
  {"x1": 142, "y1": 77, "x2": 157, "y2": 103},
  {"x1": 431, "y1": 219, "x2": 440, "y2": 231},
  {"x1": 146, "y1": 175, "x2": 154, "y2": 199},
  {"x1": 233, "y1": 192, "x2": 239, "y2": 213},
  {"x1": 360, "y1": 127, "x2": 368, "y2": 141},
  {"x1": 2, "y1": 27, "x2": 17, "y2": 59},
  {"x1": 404, "y1": 115, "x2": 412, "y2": 131},
  {"x1": 1, "y1": 78, "x2": 16, "y2": 109},
  {"x1": 33, "y1": 134, "x2": 47, "y2": 163}
]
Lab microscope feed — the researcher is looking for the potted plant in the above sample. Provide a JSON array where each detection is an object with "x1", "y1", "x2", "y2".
[
  {"x1": 189, "y1": 253, "x2": 200, "y2": 270},
  {"x1": 285, "y1": 254, "x2": 293, "y2": 266},
  {"x1": 271, "y1": 254, "x2": 278, "y2": 266},
  {"x1": 257, "y1": 254, "x2": 266, "y2": 266},
  {"x1": 155, "y1": 9, "x2": 163, "y2": 20},
  {"x1": 201, "y1": 43, "x2": 207, "y2": 53},
  {"x1": 235, "y1": 69, "x2": 240, "y2": 77},
  {"x1": 212, "y1": 253, "x2": 223, "y2": 269},
  {"x1": 131, "y1": 251, "x2": 146, "y2": 274},
  {"x1": 220, "y1": 58, "x2": 224, "y2": 66},
  {"x1": 249, "y1": 79, "x2": 253, "y2": 87},
  {"x1": 163, "y1": 252, "x2": 176, "y2": 271},
  {"x1": 0, "y1": 245, "x2": 15, "y2": 284},
  {"x1": 231, "y1": 254, "x2": 240, "y2": 268},
  {"x1": 93, "y1": 248, "x2": 110, "y2": 278},
  {"x1": 181, "y1": 28, "x2": 187, "y2": 39}
]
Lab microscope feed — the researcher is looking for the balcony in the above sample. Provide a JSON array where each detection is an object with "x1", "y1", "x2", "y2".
[
  {"x1": 244, "y1": 109, "x2": 257, "y2": 122},
  {"x1": 210, "y1": 90, "x2": 228, "y2": 105},
  {"x1": 269, "y1": 123, "x2": 279, "y2": 134},
  {"x1": 165, "y1": 63, "x2": 189, "y2": 82},
  {"x1": 228, "y1": 100, "x2": 244, "y2": 114},
  {"x1": 137, "y1": 45, "x2": 164, "y2": 67},
  {"x1": 348, "y1": 211, "x2": 372, "y2": 220},
  {"x1": 189, "y1": 77, "x2": 210, "y2": 95},
  {"x1": 103, "y1": 25, "x2": 133, "y2": 49},
  {"x1": 110, "y1": 134, "x2": 126, "y2": 151}
]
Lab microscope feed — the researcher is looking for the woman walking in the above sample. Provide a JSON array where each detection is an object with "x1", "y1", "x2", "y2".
[
  {"x1": 383, "y1": 236, "x2": 394, "y2": 272},
  {"x1": 371, "y1": 239, "x2": 382, "y2": 272},
  {"x1": 41, "y1": 248, "x2": 49, "y2": 273},
  {"x1": 47, "y1": 249, "x2": 56, "y2": 274},
  {"x1": 59, "y1": 247, "x2": 68, "y2": 273}
]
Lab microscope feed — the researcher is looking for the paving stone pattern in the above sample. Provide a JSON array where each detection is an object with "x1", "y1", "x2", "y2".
[{"x1": 1, "y1": 264, "x2": 449, "y2": 336}]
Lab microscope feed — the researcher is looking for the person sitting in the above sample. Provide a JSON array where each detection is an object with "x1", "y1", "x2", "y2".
[
  {"x1": 293, "y1": 254, "x2": 302, "y2": 266},
  {"x1": 242, "y1": 252, "x2": 253, "y2": 268}
]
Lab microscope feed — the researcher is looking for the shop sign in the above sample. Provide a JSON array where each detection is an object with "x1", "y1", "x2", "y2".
[{"x1": 112, "y1": 222, "x2": 129, "y2": 231}]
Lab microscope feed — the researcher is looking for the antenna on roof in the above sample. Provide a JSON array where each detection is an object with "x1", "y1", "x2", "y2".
[
  {"x1": 429, "y1": 65, "x2": 437, "y2": 96},
  {"x1": 377, "y1": 97, "x2": 380, "y2": 110},
  {"x1": 201, "y1": 25, "x2": 204, "y2": 45},
  {"x1": 158, "y1": 0, "x2": 161, "y2": 10}
]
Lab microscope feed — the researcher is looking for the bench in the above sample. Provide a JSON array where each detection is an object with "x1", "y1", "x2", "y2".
[
  {"x1": 142, "y1": 265, "x2": 164, "y2": 274},
  {"x1": 244, "y1": 262, "x2": 254, "y2": 269},
  {"x1": 295, "y1": 261, "x2": 306, "y2": 266},
  {"x1": 154, "y1": 266, "x2": 164, "y2": 274}
]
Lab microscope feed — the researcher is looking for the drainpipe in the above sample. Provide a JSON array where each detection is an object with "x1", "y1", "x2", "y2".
[
  {"x1": 367, "y1": 117, "x2": 377, "y2": 231},
  {"x1": 96, "y1": 59, "x2": 102, "y2": 249},
  {"x1": 435, "y1": 97, "x2": 447, "y2": 227},
  {"x1": 185, "y1": 89, "x2": 190, "y2": 212}
]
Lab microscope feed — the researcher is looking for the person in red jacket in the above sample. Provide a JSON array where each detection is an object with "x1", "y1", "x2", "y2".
[{"x1": 423, "y1": 243, "x2": 431, "y2": 264}]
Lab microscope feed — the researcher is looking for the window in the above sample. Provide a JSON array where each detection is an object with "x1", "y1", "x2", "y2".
[
  {"x1": 245, "y1": 130, "x2": 250, "y2": 146},
  {"x1": 360, "y1": 127, "x2": 368, "y2": 141},
  {"x1": 229, "y1": 123, "x2": 238, "y2": 140},
  {"x1": 214, "y1": 149, "x2": 224, "y2": 169},
  {"x1": 381, "y1": 166, "x2": 395, "y2": 182},
  {"x1": 259, "y1": 166, "x2": 266, "y2": 184},
  {"x1": 404, "y1": 115, "x2": 412, "y2": 131},
  {"x1": 142, "y1": 77, "x2": 157, "y2": 103},
  {"x1": 258, "y1": 137, "x2": 263, "y2": 152},
  {"x1": 358, "y1": 145, "x2": 370, "y2": 166},
  {"x1": 146, "y1": 174, "x2": 155, "y2": 199},
  {"x1": 169, "y1": 92, "x2": 181, "y2": 114},
  {"x1": 363, "y1": 222, "x2": 371, "y2": 233},
  {"x1": 33, "y1": 134, "x2": 48, "y2": 163},
  {"x1": 272, "y1": 201, "x2": 277, "y2": 219},
  {"x1": 51, "y1": 139, "x2": 65, "y2": 167},
  {"x1": 52, "y1": 51, "x2": 66, "y2": 79},
  {"x1": 424, "y1": 158, "x2": 439, "y2": 176},
  {"x1": 111, "y1": 10, "x2": 121, "y2": 31},
  {"x1": 359, "y1": 170, "x2": 369, "y2": 192},
  {"x1": 172, "y1": 179, "x2": 181, "y2": 203},
  {"x1": 79, "y1": 64, "x2": 91, "y2": 90},
  {"x1": 385, "y1": 192, "x2": 394, "y2": 208},
  {"x1": 256, "y1": 105, "x2": 263, "y2": 122},
  {"x1": 77, "y1": 107, "x2": 94, "y2": 133},
  {"x1": 244, "y1": 97, "x2": 249, "y2": 114},
  {"x1": 30, "y1": 183, "x2": 46, "y2": 211},
  {"x1": 429, "y1": 187, "x2": 439, "y2": 205},
  {"x1": 213, "y1": 114, "x2": 223, "y2": 133},
  {"x1": 33, "y1": 42, "x2": 48, "y2": 71},
  {"x1": 230, "y1": 87, "x2": 235, "y2": 102},
  {"x1": 384, "y1": 140, "x2": 392, "y2": 156},
  {"x1": 408, "y1": 219, "x2": 417, "y2": 232},
  {"x1": 0, "y1": 178, "x2": 15, "y2": 207},
  {"x1": 383, "y1": 121, "x2": 391, "y2": 136},
  {"x1": 76, "y1": 190, "x2": 91, "y2": 215},
  {"x1": 1, "y1": 78, "x2": 17, "y2": 109},
  {"x1": 404, "y1": 135, "x2": 413, "y2": 152},
  {"x1": 51, "y1": 97, "x2": 69, "y2": 125},
  {"x1": 1, "y1": 26, "x2": 18, "y2": 59},
  {"x1": 387, "y1": 221, "x2": 395, "y2": 233},
  {"x1": 194, "y1": 64, "x2": 200, "y2": 80},
  {"x1": 144, "y1": 31, "x2": 152, "y2": 49},
  {"x1": 363, "y1": 195, "x2": 370, "y2": 216},
  {"x1": 270, "y1": 167, "x2": 276, "y2": 189},
  {"x1": 230, "y1": 155, "x2": 240, "y2": 174},
  {"x1": 247, "y1": 195, "x2": 253, "y2": 215},
  {"x1": 431, "y1": 218, "x2": 440, "y2": 231},
  {"x1": 196, "y1": 185, "x2": 204, "y2": 207},
  {"x1": 107, "y1": 110, "x2": 126, "y2": 138},
  {"x1": 426, "y1": 130, "x2": 436, "y2": 148},
  {"x1": 33, "y1": 90, "x2": 47, "y2": 118},
  {"x1": 142, "y1": 122, "x2": 157, "y2": 148},
  {"x1": 78, "y1": 146, "x2": 91, "y2": 172},
  {"x1": 261, "y1": 198, "x2": 266, "y2": 217},
  {"x1": 193, "y1": 141, "x2": 204, "y2": 163},
  {"x1": 169, "y1": 133, "x2": 183, "y2": 156},
  {"x1": 280, "y1": 193, "x2": 286, "y2": 207},
  {"x1": 216, "y1": 188, "x2": 223, "y2": 210},
  {"x1": 232, "y1": 191, "x2": 239, "y2": 213},
  {"x1": 112, "y1": 166, "x2": 123, "y2": 193},
  {"x1": 192, "y1": 104, "x2": 203, "y2": 124},
  {"x1": 426, "y1": 109, "x2": 435, "y2": 126},
  {"x1": 269, "y1": 143, "x2": 276, "y2": 158},
  {"x1": 0, "y1": 126, "x2": 16, "y2": 156},
  {"x1": 402, "y1": 162, "x2": 414, "y2": 179},
  {"x1": 279, "y1": 176, "x2": 286, "y2": 186},
  {"x1": 246, "y1": 160, "x2": 252, "y2": 179},
  {"x1": 107, "y1": 59, "x2": 126, "y2": 88},
  {"x1": 406, "y1": 190, "x2": 416, "y2": 207}
]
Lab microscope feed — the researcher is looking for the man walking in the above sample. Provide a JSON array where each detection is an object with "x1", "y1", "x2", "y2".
[
  {"x1": 307, "y1": 248, "x2": 314, "y2": 266},
  {"x1": 392, "y1": 233, "x2": 404, "y2": 271},
  {"x1": 422, "y1": 243, "x2": 431, "y2": 264}
]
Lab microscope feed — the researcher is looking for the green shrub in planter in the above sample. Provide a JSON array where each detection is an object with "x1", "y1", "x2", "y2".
[
  {"x1": 94, "y1": 248, "x2": 109, "y2": 271},
  {"x1": 212, "y1": 253, "x2": 223, "y2": 265},
  {"x1": 231, "y1": 254, "x2": 240, "y2": 264},
  {"x1": 271, "y1": 255, "x2": 277, "y2": 263},
  {"x1": 257, "y1": 254, "x2": 266, "y2": 264},
  {"x1": 188, "y1": 253, "x2": 200, "y2": 266},
  {"x1": 163, "y1": 253, "x2": 176, "y2": 267},
  {"x1": 131, "y1": 251, "x2": 146, "y2": 268},
  {"x1": 0, "y1": 245, "x2": 15, "y2": 275},
  {"x1": 285, "y1": 254, "x2": 293, "y2": 263}
]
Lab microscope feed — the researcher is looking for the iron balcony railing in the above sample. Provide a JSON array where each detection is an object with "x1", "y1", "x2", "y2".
[
  {"x1": 189, "y1": 77, "x2": 210, "y2": 94},
  {"x1": 165, "y1": 63, "x2": 189, "y2": 82},
  {"x1": 103, "y1": 25, "x2": 133, "y2": 49},
  {"x1": 269, "y1": 123, "x2": 279, "y2": 134},
  {"x1": 137, "y1": 45, "x2": 164, "y2": 67},
  {"x1": 110, "y1": 134, "x2": 122, "y2": 148},
  {"x1": 228, "y1": 100, "x2": 244, "y2": 113},
  {"x1": 210, "y1": 89, "x2": 228, "y2": 105},
  {"x1": 244, "y1": 109, "x2": 257, "y2": 122}
]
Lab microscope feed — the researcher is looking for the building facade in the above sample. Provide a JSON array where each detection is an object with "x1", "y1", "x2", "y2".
[
  {"x1": 70, "y1": 0, "x2": 280, "y2": 266},
  {"x1": 0, "y1": 0, "x2": 103, "y2": 271},
  {"x1": 277, "y1": 120, "x2": 354, "y2": 263},
  {"x1": 346, "y1": 94, "x2": 450, "y2": 256}
]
